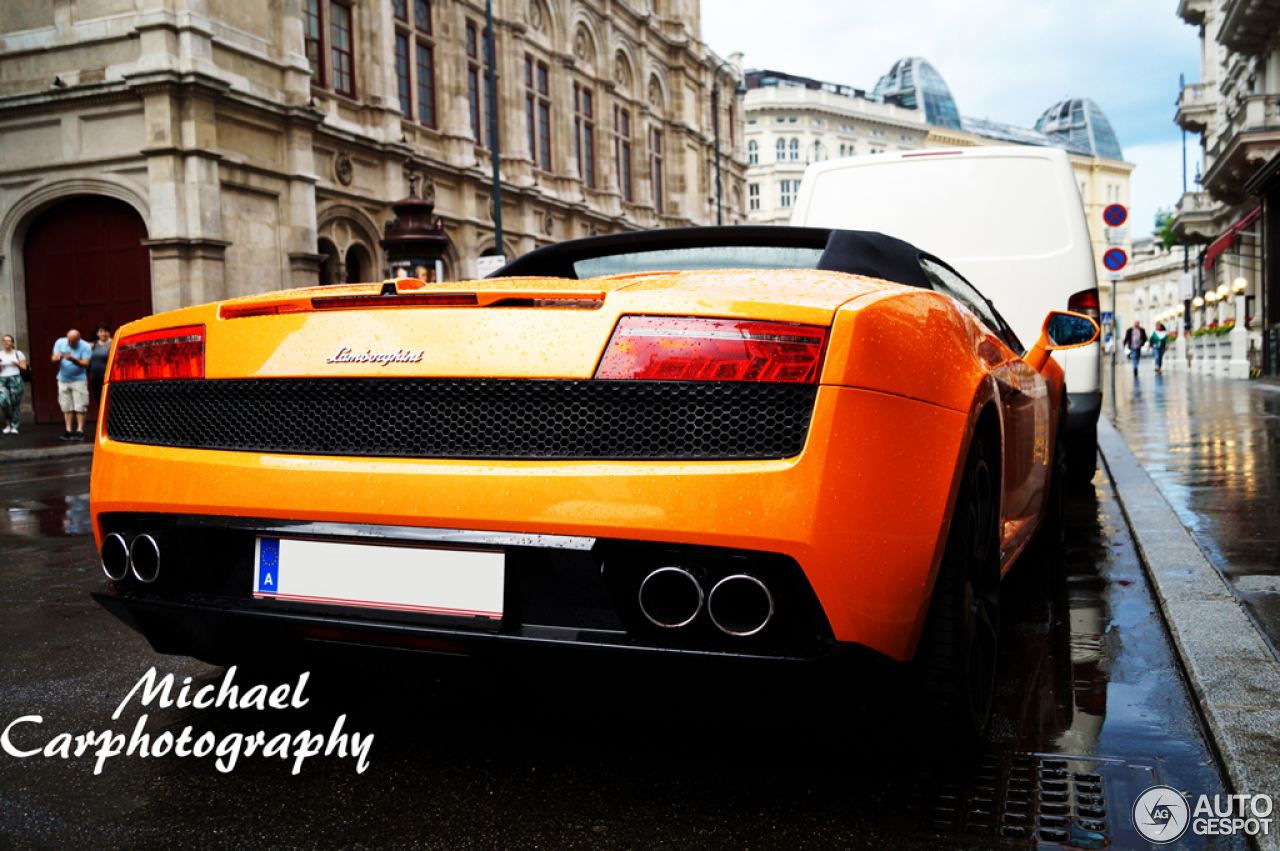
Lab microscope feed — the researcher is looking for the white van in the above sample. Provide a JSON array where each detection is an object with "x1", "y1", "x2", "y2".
[{"x1": 790, "y1": 145, "x2": 1102, "y2": 476}]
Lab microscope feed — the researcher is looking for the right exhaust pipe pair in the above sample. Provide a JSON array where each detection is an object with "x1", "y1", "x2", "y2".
[
  {"x1": 100, "y1": 533, "x2": 162, "y2": 584},
  {"x1": 638, "y1": 567, "x2": 774, "y2": 636}
]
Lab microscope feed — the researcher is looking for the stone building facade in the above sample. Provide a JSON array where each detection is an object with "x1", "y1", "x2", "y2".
[
  {"x1": 741, "y1": 68, "x2": 928, "y2": 226},
  {"x1": 1173, "y1": 0, "x2": 1278, "y2": 376},
  {"x1": 0, "y1": 0, "x2": 745, "y2": 421}
]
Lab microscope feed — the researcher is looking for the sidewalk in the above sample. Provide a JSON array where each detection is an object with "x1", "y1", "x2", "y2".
[
  {"x1": 1101, "y1": 360, "x2": 1280, "y2": 845},
  {"x1": 0, "y1": 420, "x2": 95, "y2": 463}
]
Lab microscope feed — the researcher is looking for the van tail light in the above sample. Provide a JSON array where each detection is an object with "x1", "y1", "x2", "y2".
[
  {"x1": 110, "y1": 325, "x2": 205, "y2": 382},
  {"x1": 1068, "y1": 289, "x2": 1101, "y2": 321},
  {"x1": 595, "y1": 316, "x2": 827, "y2": 383}
]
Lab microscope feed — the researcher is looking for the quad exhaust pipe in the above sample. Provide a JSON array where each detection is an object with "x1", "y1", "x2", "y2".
[
  {"x1": 707, "y1": 574, "x2": 774, "y2": 637},
  {"x1": 100, "y1": 533, "x2": 131, "y2": 581},
  {"x1": 636, "y1": 567, "x2": 774, "y2": 636},
  {"x1": 129, "y1": 534, "x2": 162, "y2": 584},
  {"x1": 638, "y1": 567, "x2": 704, "y2": 628}
]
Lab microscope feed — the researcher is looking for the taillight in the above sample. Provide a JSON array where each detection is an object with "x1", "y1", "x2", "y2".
[
  {"x1": 110, "y1": 325, "x2": 205, "y2": 382},
  {"x1": 1068, "y1": 289, "x2": 1101, "y2": 320},
  {"x1": 595, "y1": 316, "x2": 827, "y2": 383}
]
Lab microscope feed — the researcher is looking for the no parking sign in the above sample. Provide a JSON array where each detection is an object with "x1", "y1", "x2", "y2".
[
  {"x1": 1104, "y1": 204, "x2": 1128, "y2": 227},
  {"x1": 1103, "y1": 248, "x2": 1127, "y2": 271}
]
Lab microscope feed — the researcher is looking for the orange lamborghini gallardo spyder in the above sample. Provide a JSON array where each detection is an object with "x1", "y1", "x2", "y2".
[{"x1": 91, "y1": 228, "x2": 1097, "y2": 740}]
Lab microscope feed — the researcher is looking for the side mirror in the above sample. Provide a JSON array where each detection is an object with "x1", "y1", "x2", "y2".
[
  {"x1": 1024, "y1": 311, "x2": 1099, "y2": 371},
  {"x1": 1043, "y1": 311, "x2": 1100, "y2": 350}
]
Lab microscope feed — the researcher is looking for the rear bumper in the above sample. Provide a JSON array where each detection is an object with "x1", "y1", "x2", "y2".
[{"x1": 90, "y1": 385, "x2": 969, "y2": 661}]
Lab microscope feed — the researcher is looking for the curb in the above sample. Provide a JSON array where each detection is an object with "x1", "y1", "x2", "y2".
[
  {"x1": 1098, "y1": 417, "x2": 1280, "y2": 850},
  {"x1": 0, "y1": 444, "x2": 94, "y2": 464}
]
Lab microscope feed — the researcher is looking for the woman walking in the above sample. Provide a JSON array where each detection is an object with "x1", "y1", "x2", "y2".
[
  {"x1": 1149, "y1": 323, "x2": 1169, "y2": 374},
  {"x1": 0, "y1": 334, "x2": 28, "y2": 434}
]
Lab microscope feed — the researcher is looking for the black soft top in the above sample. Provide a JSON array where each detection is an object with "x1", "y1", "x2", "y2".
[{"x1": 492, "y1": 226, "x2": 943, "y2": 290}]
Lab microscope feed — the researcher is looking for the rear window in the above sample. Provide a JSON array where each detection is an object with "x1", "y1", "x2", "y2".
[
  {"x1": 575, "y1": 245, "x2": 824, "y2": 278},
  {"x1": 800, "y1": 156, "x2": 1072, "y2": 259}
]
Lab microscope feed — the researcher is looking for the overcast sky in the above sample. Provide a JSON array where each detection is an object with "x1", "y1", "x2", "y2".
[{"x1": 702, "y1": 0, "x2": 1202, "y2": 238}]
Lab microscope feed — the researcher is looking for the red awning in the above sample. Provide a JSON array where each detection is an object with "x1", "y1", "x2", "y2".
[{"x1": 1204, "y1": 205, "x2": 1262, "y2": 268}]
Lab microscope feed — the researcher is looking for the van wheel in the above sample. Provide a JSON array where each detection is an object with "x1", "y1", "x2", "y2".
[{"x1": 913, "y1": 430, "x2": 1001, "y2": 750}]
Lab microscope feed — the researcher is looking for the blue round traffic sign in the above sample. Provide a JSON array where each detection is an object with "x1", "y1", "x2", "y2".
[
  {"x1": 1104, "y1": 204, "x2": 1128, "y2": 227},
  {"x1": 1103, "y1": 248, "x2": 1128, "y2": 271}
]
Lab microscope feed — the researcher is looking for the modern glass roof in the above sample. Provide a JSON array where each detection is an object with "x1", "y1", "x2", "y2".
[
  {"x1": 872, "y1": 57, "x2": 961, "y2": 130},
  {"x1": 1033, "y1": 98, "x2": 1123, "y2": 160}
]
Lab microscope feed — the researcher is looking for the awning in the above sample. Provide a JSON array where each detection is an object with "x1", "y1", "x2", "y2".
[{"x1": 1204, "y1": 205, "x2": 1262, "y2": 268}]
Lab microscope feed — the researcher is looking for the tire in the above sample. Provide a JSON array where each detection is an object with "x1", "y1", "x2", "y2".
[
  {"x1": 912, "y1": 429, "x2": 1001, "y2": 750},
  {"x1": 1065, "y1": 423, "x2": 1098, "y2": 488}
]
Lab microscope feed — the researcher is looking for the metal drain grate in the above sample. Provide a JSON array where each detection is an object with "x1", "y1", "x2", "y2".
[{"x1": 884, "y1": 753, "x2": 1160, "y2": 848}]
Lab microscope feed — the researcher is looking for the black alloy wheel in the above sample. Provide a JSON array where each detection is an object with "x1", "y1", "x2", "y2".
[{"x1": 913, "y1": 430, "x2": 1002, "y2": 750}]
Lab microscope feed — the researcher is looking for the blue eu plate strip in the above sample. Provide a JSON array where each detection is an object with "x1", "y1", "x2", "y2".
[{"x1": 257, "y1": 537, "x2": 280, "y2": 595}]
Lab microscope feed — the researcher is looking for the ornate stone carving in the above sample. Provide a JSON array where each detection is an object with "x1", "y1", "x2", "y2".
[
  {"x1": 573, "y1": 28, "x2": 592, "y2": 63},
  {"x1": 334, "y1": 151, "x2": 354, "y2": 186},
  {"x1": 527, "y1": 0, "x2": 544, "y2": 31},
  {"x1": 648, "y1": 76, "x2": 663, "y2": 108},
  {"x1": 614, "y1": 54, "x2": 631, "y2": 89}
]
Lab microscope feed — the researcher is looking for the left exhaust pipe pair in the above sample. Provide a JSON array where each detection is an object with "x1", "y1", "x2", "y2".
[{"x1": 100, "y1": 533, "x2": 162, "y2": 584}]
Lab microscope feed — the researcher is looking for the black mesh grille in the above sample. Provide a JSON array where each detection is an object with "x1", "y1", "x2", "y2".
[{"x1": 105, "y1": 379, "x2": 818, "y2": 460}]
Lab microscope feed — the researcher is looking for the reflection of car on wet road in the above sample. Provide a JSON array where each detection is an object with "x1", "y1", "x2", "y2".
[{"x1": 89, "y1": 226, "x2": 1097, "y2": 742}]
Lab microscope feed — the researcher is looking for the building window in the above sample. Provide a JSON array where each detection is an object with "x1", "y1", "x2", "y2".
[
  {"x1": 748, "y1": 183, "x2": 760, "y2": 211},
  {"x1": 394, "y1": 33, "x2": 412, "y2": 118},
  {"x1": 574, "y1": 82, "x2": 596, "y2": 188},
  {"x1": 525, "y1": 56, "x2": 551, "y2": 171},
  {"x1": 330, "y1": 0, "x2": 354, "y2": 97},
  {"x1": 416, "y1": 42, "x2": 436, "y2": 127},
  {"x1": 789, "y1": 138, "x2": 800, "y2": 161},
  {"x1": 615, "y1": 106, "x2": 633, "y2": 202},
  {"x1": 776, "y1": 138, "x2": 786, "y2": 161},
  {"x1": 779, "y1": 179, "x2": 796, "y2": 208},
  {"x1": 304, "y1": 0, "x2": 324, "y2": 86},
  {"x1": 748, "y1": 140, "x2": 758, "y2": 165},
  {"x1": 395, "y1": 1, "x2": 435, "y2": 126},
  {"x1": 651, "y1": 127, "x2": 664, "y2": 213},
  {"x1": 467, "y1": 22, "x2": 495, "y2": 148}
]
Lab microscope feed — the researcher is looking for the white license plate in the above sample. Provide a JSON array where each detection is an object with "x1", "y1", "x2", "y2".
[{"x1": 253, "y1": 537, "x2": 504, "y2": 620}]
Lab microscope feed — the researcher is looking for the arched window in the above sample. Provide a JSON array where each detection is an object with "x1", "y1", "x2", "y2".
[
  {"x1": 789, "y1": 138, "x2": 800, "y2": 160},
  {"x1": 776, "y1": 138, "x2": 786, "y2": 161},
  {"x1": 748, "y1": 139, "x2": 758, "y2": 165}
]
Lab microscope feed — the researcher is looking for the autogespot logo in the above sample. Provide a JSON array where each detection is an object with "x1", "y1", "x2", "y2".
[{"x1": 1133, "y1": 785, "x2": 1190, "y2": 844}]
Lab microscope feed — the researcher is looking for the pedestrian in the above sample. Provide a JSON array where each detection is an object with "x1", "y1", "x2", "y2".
[
  {"x1": 1149, "y1": 322, "x2": 1169, "y2": 374},
  {"x1": 89, "y1": 323, "x2": 112, "y2": 413},
  {"x1": 0, "y1": 334, "x2": 27, "y2": 435},
  {"x1": 1123, "y1": 320, "x2": 1147, "y2": 376},
  {"x1": 51, "y1": 328, "x2": 93, "y2": 441}
]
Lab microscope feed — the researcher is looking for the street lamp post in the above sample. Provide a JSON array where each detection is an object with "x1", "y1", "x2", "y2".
[{"x1": 710, "y1": 59, "x2": 746, "y2": 226}]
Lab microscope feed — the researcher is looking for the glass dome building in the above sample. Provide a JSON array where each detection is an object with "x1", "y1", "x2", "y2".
[
  {"x1": 1033, "y1": 98, "x2": 1123, "y2": 161},
  {"x1": 872, "y1": 57, "x2": 962, "y2": 131}
]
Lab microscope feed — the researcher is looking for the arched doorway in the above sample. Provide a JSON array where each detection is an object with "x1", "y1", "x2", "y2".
[
  {"x1": 318, "y1": 238, "x2": 340, "y2": 285},
  {"x1": 24, "y1": 196, "x2": 152, "y2": 423},
  {"x1": 345, "y1": 244, "x2": 371, "y2": 283}
]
